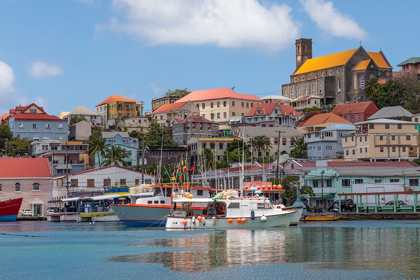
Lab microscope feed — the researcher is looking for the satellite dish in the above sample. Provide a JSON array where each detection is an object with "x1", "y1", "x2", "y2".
[{"x1": 279, "y1": 154, "x2": 289, "y2": 164}]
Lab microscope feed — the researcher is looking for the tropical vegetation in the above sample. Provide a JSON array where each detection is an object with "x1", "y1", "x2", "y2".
[{"x1": 102, "y1": 145, "x2": 129, "y2": 167}]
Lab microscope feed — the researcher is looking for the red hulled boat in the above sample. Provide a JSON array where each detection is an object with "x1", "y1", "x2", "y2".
[{"x1": 0, "y1": 198, "x2": 23, "y2": 222}]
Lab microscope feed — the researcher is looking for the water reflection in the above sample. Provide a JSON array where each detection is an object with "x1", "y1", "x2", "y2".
[{"x1": 110, "y1": 227, "x2": 420, "y2": 277}]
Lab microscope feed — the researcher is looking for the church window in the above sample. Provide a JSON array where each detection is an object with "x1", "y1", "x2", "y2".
[
  {"x1": 291, "y1": 87, "x2": 295, "y2": 99},
  {"x1": 305, "y1": 84, "x2": 308, "y2": 96},
  {"x1": 318, "y1": 80, "x2": 323, "y2": 95},
  {"x1": 297, "y1": 86, "x2": 301, "y2": 97},
  {"x1": 360, "y1": 76, "x2": 365, "y2": 89},
  {"x1": 283, "y1": 88, "x2": 288, "y2": 97},
  {"x1": 311, "y1": 83, "x2": 315, "y2": 95},
  {"x1": 338, "y1": 78, "x2": 341, "y2": 92},
  {"x1": 353, "y1": 75, "x2": 357, "y2": 89}
]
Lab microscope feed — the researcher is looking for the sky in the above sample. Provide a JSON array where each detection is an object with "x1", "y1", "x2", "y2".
[{"x1": 0, "y1": 0, "x2": 418, "y2": 116}]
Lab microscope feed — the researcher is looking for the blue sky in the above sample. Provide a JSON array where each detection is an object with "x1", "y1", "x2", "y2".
[{"x1": 0, "y1": 0, "x2": 418, "y2": 116}]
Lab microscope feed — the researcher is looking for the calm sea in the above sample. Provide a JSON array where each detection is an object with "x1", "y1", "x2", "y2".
[{"x1": 1, "y1": 220, "x2": 419, "y2": 279}]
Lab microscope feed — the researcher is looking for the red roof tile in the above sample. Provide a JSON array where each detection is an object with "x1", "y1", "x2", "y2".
[
  {"x1": 152, "y1": 101, "x2": 188, "y2": 114},
  {"x1": 247, "y1": 103, "x2": 278, "y2": 116},
  {"x1": 176, "y1": 88, "x2": 261, "y2": 103},
  {"x1": 279, "y1": 104, "x2": 300, "y2": 116},
  {"x1": 0, "y1": 158, "x2": 52, "y2": 178},
  {"x1": 186, "y1": 115, "x2": 212, "y2": 123},
  {"x1": 300, "y1": 113, "x2": 351, "y2": 127},
  {"x1": 13, "y1": 113, "x2": 65, "y2": 122},
  {"x1": 332, "y1": 101, "x2": 378, "y2": 115}
]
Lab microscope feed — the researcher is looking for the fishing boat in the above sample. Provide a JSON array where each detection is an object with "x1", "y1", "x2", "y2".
[
  {"x1": 110, "y1": 184, "x2": 213, "y2": 227},
  {"x1": 60, "y1": 197, "x2": 82, "y2": 222},
  {"x1": 47, "y1": 200, "x2": 62, "y2": 222},
  {"x1": 0, "y1": 198, "x2": 23, "y2": 222},
  {"x1": 166, "y1": 190, "x2": 296, "y2": 230},
  {"x1": 78, "y1": 194, "x2": 127, "y2": 222},
  {"x1": 302, "y1": 215, "x2": 340, "y2": 221}
]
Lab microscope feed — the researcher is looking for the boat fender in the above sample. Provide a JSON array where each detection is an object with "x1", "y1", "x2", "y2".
[
  {"x1": 192, "y1": 216, "x2": 196, "y2": 224},
  {"x1": 202, "y1": 217, "x2": 206, "y2": 225},
  {"x1": 250, "y1": 210, "x2": 255, "y2": 220},
  {"x1": 261, "y1": 215, "x2": 267, "y2": 222}
]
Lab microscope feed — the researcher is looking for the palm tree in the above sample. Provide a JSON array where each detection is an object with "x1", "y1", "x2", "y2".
[
  {"x1": 102, "y1": 145, "x2": 129, "y2": 167},
  {"x1": 364, "y1": 77, "x2": 379, "y2": 98},
  {"x1": 251, "y1": 136, "x2": 272, "y2": 162},
  {"x1": 88, "y1": 134, "x2": 106, "y2": 167},
  {"x1": 290, "y1": 136, "x2": 306, "y2": 158},
  {"x1": 69, "y1": 116, "x2": 87, "y2": 126},
  {"x1": 200, "y1": 148, "x2": 215, "y2": 171}
]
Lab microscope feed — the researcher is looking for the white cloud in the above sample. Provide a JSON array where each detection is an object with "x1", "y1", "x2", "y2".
[
  {"x1": 300, "y1": 0, "x2": 367, "y2": 39},
  {"x1": 28, "y1": 60, "x2": 64, "y2": 78},
  {"x1": 96, "y1": 0, "x2": 301, "y2": 53},
  {"x1": 0, "y1": 61, "x2": 15, "y2": 97}
]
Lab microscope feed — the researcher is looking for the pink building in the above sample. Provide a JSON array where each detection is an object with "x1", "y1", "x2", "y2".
[{"x1": 0, "y1": 158, "x2": 52, "y2": 216}]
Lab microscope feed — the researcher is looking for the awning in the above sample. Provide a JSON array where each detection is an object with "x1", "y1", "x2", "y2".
[
  {"x1": 282, "y1": 138, "x2": 287, "y2": 141},
  {"x1": 202, "y1": 142, "x2": 207, "y2": 145},
  {"x1": 210, "y1": 142, "x2": 215, "y2": 145},
  {"x1": 90, "y1": 194, "x2": 121, "y2": 201},
  {"x1": 61, "y1": 197, "x2": 82, "y2": 202},
  {"x1": 55, "y1": 165, "x2": 72, "y2": 169}
]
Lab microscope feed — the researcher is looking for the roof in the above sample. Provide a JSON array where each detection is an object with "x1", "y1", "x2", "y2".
[
  {"x1": 186, "y1": 115, "x2": 212, "y2": 123},
  {"x1": 321, "y1": 124, "x2": 355, "y2": 131},
  {"x1": 102, "y1": 131, "x2": 130, "y2": 138},
  {"x1": 355, "y1": 118, "x2": 415, "y2": 125},
  {"x1": 176, "y1": 88, "x2": 261, "y2": 103},
  {"x1": 397, "y1": 57, "x2": 420, "y2": 66},
  {"x1": 296, "y1": 161, "x2": 418, "y2": 168},
  {"x1": 261, "y1": 95, "x2": 292, "y2": 101},
  {"x1": 0, "y1": 113, "x2": 10, "y2": 124},
  {"x1": 152, "y1": 101, "x2": 188, "y2": 114},
  {"x1": 235, "y1": 126, "x2": 303, "y2": 138},
  {"x1": 96, "y1": 95, "x2": 140, "y2": 106},
  {"x1": 368, "y1": 106, "x2": 413, "y2": 120},
  {"x1": 62, "y1": 165, "x2": 155, "y2": 178},
  {"x1": 367, "y1": 52, "x2": 392, "y2": 69},
  {"x1": 279, "y1": 104, "x2": 301, "y2": 116},
  {"x1": 12, "y1": 113, "x2": 65, "y2": 122},
  {"x1": 293, "y1": 49, "x2": 357, "y2": 75},
  {"x1": 247, "y1": 103, "x2": 278, "y2": 116},
  {"x1": 353, "y1": 59, "x2": 371, "y2": 71},
  {"x1": 0, "y1": 158, "x2": 52, "y2": 178},
  {"x1": 68, "y1": 106, "x2": 98, "y2": 116},
  {"x1": 300, "y1": 113, "x2": 351, "y2": 127},
  {"x1": 332, "y1": 101, "x2": 378, "y2": 115},
  {"x1": 292, "y1": 95, "x2": 322, "y2": 102},
  {"x1": 377, "y1": 79, "x2": 387, "y2": 85},
  {"x1": 59, "y1": 111, "x2": 70, "y2": 119}
]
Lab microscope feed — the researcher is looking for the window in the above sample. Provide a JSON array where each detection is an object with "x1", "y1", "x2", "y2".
[
  {"x1": 304, "y1": 84, "x2": 308, "y2": 95},
  {"x1": 58, "y1": 124, "x2": 63, "y2": 128},
  {"x1": 45, "y1": 123, "x2": 50, "y2": 129},
  {"x1": 71, "y1": 179, "x2": 78, "y2": 187},
  {"x1": 353, "y1": 75, "x2": 357, "y2": 89},
  {"x1": 392, "y1": 147, "x2": 396, "y2": 152},
  {"x1": 357, "y1": 115, "x2": 361, "y2": 120},
  {"x1": 217, "y1": 113, "x2": 220, "y2": 119},
  {"x1": 33, "y1": 182, "x2": 40, "y2": 191},
  {"x1": 385, "y1": 124, "x2": 390, "y2": 129},
  {"x1": 318, "y1": 80, "x2": 323, "y2": 95},
  {"x1": 360, "y1": 148, "x2": 362, "y2": 153},
  {"x1": 232, "y1": 101, "x2": 235, "y2": 107},
  {"x1": 326, "y1": 179, "x2": 332, "y2": 187},
  {"x1": 343, "y1": 116, "x2": 347, "y2": 120},
  {"x1": 403, "y1": 147, "x2": 406, "y2": 152},
  {"x1": 15, "y1": 182, "x2": 20, "y2": 192},
  {"x1": 30, "y1": 109, "x2": 37, "y2": 113},
  {"x1": 232, "y1": 112, "x2": 236, "y2": 116},
  {"x1": 297, "y1": 86, "x2": 301, "y2": 97},
  {"x1": 210, "y1": 113, "x2": 214, "y2": 120},
  {"x1": 202, "y1": 103, "x2": 205, "y2": 109},
  {"x1": 197, "y1": 190, "x2": 203, "y2": 196},
  {"x1": 355, "y1": 179, "x2": 363, "y2": 184},
  {"x1": 342, "y1": 179, "x2": 351, "y2": 187},
  {"x1": 312, "y1": 83, "x2": 315, "y2": 95},
  {"x1": 346, "y1": 150, "x2": 349, "y2": 155},
  {"x1": 313, "y1": 180, "x2": 318, "y2": 188},
  {"x1": 223, "y1": 101, "x2": 227, "y2": 107},
  {"x1": 390, "y1": 179, "x2": 400, "y2": 183},
  {"x1": 409, "y1": 179, "x2": 419, "y2": 187},
  {"x1": 326, "y1": 146, "x2": 332, "y2": 151},
  {"x1": 379, "y1": 135, "x2": 383, "y2": 141},
  {"x1": 241, "y1": 102, "x2": 244, "y2": 108},
  {"x1": 120, "y1": 179, "x2": 126, "y2": 186},
  {"x1": 360, "y1": 75, "x2": 365, "y2": 89},
  {"x1": 210, "y1": 102, "x2": 214, "y2": 108},
  {"x1": 87, "y1": 179, "x2": 95, "y2": 188},
  {"x1": 380, "y1": 147, "x2": 384, "y2": 153},
  {"x1": 291, "y1": 87, "x2": 295, "y2": 99},
  {"x1": 352, "y1": 149, "x2": 355, "y2": 155},
  {"x1": 375, "y1": 179, "x2": 382, "y2": 183},
  {"x1": 0, "y1": 184, "x2": 2, "y2": 191},
  {"x1": 223, "y1": 112, "x2": 227, "y2": 118},
  {"x1": 33, "y1": 123, "x2": 37, "y2": 129},
  {"x1": 407, "y1": 135, "x2": 411, "y2": 141},
  {"x1": 350, "y1": 115, "x2": 354, "y2": 120},
  {"x1": 391, "y1": 135, "x2": 395, "y2": 141},
  {"x1": 19, "y1": 123, "x2": 23, "y2": 128},
  {"x1": 217, "y1": 102, "x2": 220, "y2": 108},
  {"x1": 365, "y1": 147, "x2": 367, "y2": 153},
  {"x1": 397, "y1": 124, "x2": 402, "y2": 129},
  {"x1": 365, "y1": 136, "x2": 367, "y2": 141},
  {"x1": 337, "y1": 78, "x2": 341, "y2": 91},
  {"x1": 317, "y1": 146, "x2": 321, "y2": 151}
]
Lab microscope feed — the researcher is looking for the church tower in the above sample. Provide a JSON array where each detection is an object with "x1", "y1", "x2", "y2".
[{"x1": 295, "y1": 38, "x2": 312, "y2": 69}]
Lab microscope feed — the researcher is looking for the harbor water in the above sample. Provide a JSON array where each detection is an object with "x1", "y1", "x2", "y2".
[{"x1": 1, "y1": 221, "x2": 419, "y2": 279}]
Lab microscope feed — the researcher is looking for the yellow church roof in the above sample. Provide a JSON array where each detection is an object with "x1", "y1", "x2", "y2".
[
  {"x1": 293, "y1": 49, "x2": 358, "y2": 76},
  {"x1": 354, "y1": 59, "x2": 371, "y2": 71},
  {"x1": 367, "y1": 52, "x2": 391, "y2": 69}
]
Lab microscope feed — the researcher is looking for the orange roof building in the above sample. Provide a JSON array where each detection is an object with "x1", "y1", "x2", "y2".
[
  {"x1": 95, "y1": 95, "x2": 142, "y2": 129},
  {"x1": 151, "y1": 101, "x2": 199, "y2": 127},
  {"x1": 298, "y1": 113, "x2": 351, "y2": 133},
  {"x1": 282, "y1": 38, "x2": 392, "y2": 110}
]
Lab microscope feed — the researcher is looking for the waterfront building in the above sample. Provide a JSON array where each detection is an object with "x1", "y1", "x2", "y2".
[
  {"x1": 175, "y1": 88, "x2": 262, "y2": 132},
  {"x1": 63, "y1": 106, "x2": 102, "y2": 126},
  {"x1": 331, "y1": 101, "x2": 379, "y2": 123},
  {"x1": 151, "y1": 101, "x2": 199, "y2": 127},
  {"x1": 244, "y1": 103, "x2": 302, "y2": 127},
  {"x1": 297, "y1": 112, "x2": 351, "y2": 133},
  {"x1": 306, "y1": 124, "x2": 355, "y2": 161},
  {"x1": 368, "y1": 106, "x2": 413, "y2": 121},
  {"x1": 281, "y1": 38, "x2": 392, "y2": 108},
  {"x1": 0, "y1": 158, "x2": 53, "y2": 216},
  {"x1": 31, "y1": 140, "x2": 89, "y2": 176},
  {"x1": 172, "y1": 115, "x2": 219, "y2": 146},
  {"x1": 95, "y1": 95, "x2": 142, "y2": 129},
  {"x1": 52, "y1": 165, "x2": 155, "y2": 199},
  {"x1": 342, "y1": 119, "x2": 418, "y2": 161},
  {"x1": 7, "y1": 103, "x2": 68, "y2": 141}
]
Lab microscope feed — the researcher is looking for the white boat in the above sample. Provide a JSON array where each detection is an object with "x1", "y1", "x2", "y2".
[
  {"x1": 166, "y1": 197, "x2": 296, "y2": 230},
  {"x1": 60, "y1": 197, "x2": 82, "y2": 222},
  {"x1": 46, "y1": 200, "x2": 61, "y2": 222},
  {"x1": 78, "y1": 194, "x2": 125, "y2": 222}
]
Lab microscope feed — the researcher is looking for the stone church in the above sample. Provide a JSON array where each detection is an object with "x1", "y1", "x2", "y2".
[{"x1": 282, "y1": 39, "x2": 393, "y2": 108}]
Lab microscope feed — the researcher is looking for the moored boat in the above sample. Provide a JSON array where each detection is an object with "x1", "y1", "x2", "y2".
[
  {"x1": 0, "y1": 198, "x2": 23, "y2": 222},
  {"x1": 60, "y1": 197, "x2": 82, "y2": 222},
  {"x1": 78, "y1": 194, "x2": 126, "y2": 222},
  {"x1": 303, "y1": 215, "x2": 340, "y2": 221}
]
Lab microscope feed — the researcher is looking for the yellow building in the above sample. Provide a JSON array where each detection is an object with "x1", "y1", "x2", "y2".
[
  {"x1": 96, "y1": 95, "x2": 142, "y2": 128},
  {"x1": 342, "y1": 119, "x2": 418, "y2": 161}
]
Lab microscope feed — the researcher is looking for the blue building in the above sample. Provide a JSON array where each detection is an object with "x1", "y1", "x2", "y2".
[
  {"x1": 102, "y1": 132, "x2": 139, "y2": 149},
  {"x1": 7, "y1": 104, "x2": 68, "y2": 141},
  {"x1": 305, "y1": 124, "x2": 354, "y2": 161}
]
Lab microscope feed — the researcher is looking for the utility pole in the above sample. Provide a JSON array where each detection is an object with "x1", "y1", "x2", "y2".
[
  {"x1": 141, "y1": 135, "x2": 145, "y2": 184},
  {"x1": 275, "y1": 130, "x2": 285, "y2": 183},
  {"x1": 65, "y1": 141, "x2": 69, "y2": 197}
]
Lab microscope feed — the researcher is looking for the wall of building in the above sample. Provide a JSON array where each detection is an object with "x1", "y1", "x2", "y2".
[{"x1": 9, "y1": 119, "x2": 68, "y2": 141}]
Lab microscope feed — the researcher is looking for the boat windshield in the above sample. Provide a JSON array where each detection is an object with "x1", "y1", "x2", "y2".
[{"x1": 153, "y1": 188, "x2": 163, "y2": 197}]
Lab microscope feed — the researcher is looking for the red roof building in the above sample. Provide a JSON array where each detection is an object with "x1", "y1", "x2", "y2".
[
  {"x1": 332, "y1": 101, "x2": 379, "y2": 123},
  {"x1": 243, "y1": 102, "x2": 302, "y2": 128},
  {"x1": 152, "y1": 100, "x2": 199, "y2": 127},
  {"x1": 298, "y1": 112, "x2": 351, "y2": 133}
]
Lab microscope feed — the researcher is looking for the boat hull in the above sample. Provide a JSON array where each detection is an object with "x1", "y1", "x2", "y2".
[
  {"x1": 79, "y1": 212, "x2": 119, "y2": 222},
  {"x1": 60, "y1": 212, "x2": 79, "y2": 222},
  {"x1": 304, "y1": 216, "x2": 340, "y2": 221},
  {"x1": 0, "y1": 198, "x2": 23, "y2": 222},
  {"x1": 166, "y1": 211, "x2": 296, "y2": 230},
  {"x1": 111, "y1": 204, "x2": 204, "y2": 227},
  {"x1": 283, "y1": 206, "x2": 304, "y2": 226}
]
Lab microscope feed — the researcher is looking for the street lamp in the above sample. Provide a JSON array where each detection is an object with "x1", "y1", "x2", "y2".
[{"x1": 320, "y1": 169, "x2": 325, "y2": 212}]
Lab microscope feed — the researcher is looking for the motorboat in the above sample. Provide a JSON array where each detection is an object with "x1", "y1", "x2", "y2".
[
  {"x1": 78, "y1": 194, "x2": 127, "y2": 222},
  {"x1": 166, "y1": 190, "x2": 296, "y2": 230},
  {"x1": 0, "y1": 198, "x2": 23, "y2": 222}
]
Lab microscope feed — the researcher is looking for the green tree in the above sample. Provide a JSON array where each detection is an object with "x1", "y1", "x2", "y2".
[
  {"x1": 364, "y1": 77, "x2": 379, "y2": 98},
  {"x1": 200, "y1": 147, "x2": 215, "y2": 171},
  {"x1": 102, "y1": 145, "x2": 129, "y2": 167},
  {"x1": 0, "y1": 124, "x2": 13, "y2": 153},
  {"x1": 88, "y1": 133, "x2": 106, "y2": 167},
  {"x1": 304, "y1": 106, "x2": 320, "y2": 113},
  {"x1": 164, "y1": 88, "x2": 191, "y2": 98},
  {"x1": 145, "y1": 119, "x2": 177, "y2": 147},
  {"x1": 290, "y1": 136, "x2": 307, "y2": 158},
  {"x1": 69, "y1": 116, "x2": 87, "y2": 126},
  {"x1": 6, "y1": 136, "x2": 32, "y2": 157},
  {"x1": 250, "y1": 136, "x2": 272, "y2": 162},
  {"x1": 277, "y1": 176, "x2": 314, "y2": 206}
]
